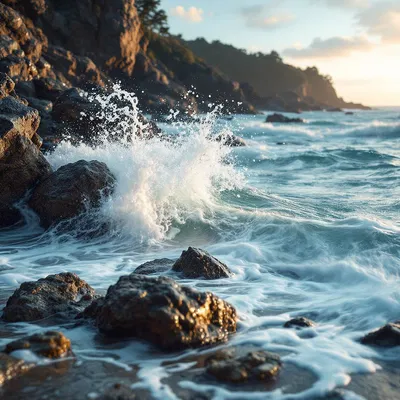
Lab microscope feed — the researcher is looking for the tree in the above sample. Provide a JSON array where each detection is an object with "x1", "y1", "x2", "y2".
[{"x1": 136, "y1": 0, "x2": 169, "y2": 34}]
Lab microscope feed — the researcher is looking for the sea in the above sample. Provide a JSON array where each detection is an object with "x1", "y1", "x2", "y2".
[{"x1": 0, "y1": 89, "x2": 399, "y2": 399}]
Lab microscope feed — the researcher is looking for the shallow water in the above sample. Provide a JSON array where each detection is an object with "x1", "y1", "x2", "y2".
[{"x1": 0, "y1": 97, "x2": 399, "y2": 399}]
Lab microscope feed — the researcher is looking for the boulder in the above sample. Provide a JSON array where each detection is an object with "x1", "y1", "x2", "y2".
[
  {"x1": 0, "y1": 72, "x2": 15, "y2": 99},
  {"x1": 2, "y1": 272, "x2": 96, "y2": 322},
  {"x1": 345, "y1": 112, "x2": 354, "y2": 115},
  {"x1": 361, "y1": 322, "x2": 400, "y2": 347},
  {"x1": 133, "y1": 258, "x2": 175, "y2": 275},
  {"x1": 87, "y1": 274, "x2": 237, "y2": 350},
  {"x1": 284, "y1": 317, "x2": 315, "y2": 329},
  {"x1": 28, "y1": 160, "x2": 116, "y2": 228},
  {"x1": 0, "y1": 96, "x2": 41, "y2": 155},
  {"x1": 33, "y1": 77, "x2": 69, "y2": 102},
  {"x1": 172, "y1": 247, "x2": 233, "y2": 279},
  {"x1": 0, "y1": 353, "x2": 31, "y2": 385},
  {"x1": 205, "y1": 347, "x2": 282, "y2": 383},
  {"x1": 5, "y1": 331, "x2": 72, "y2": 359},
  {"x1": 266, "y1": 113, "x2": 304, "y2": 124},
  {"x1": 215, "y1": 133, "x2": 246, "y2": 147},
  {"x1": 0, "y1": 135, "x2": 51, "y2": 225}
]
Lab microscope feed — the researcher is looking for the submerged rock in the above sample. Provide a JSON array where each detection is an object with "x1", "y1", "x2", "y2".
[
  {"x1": 5, "y1": 331, "x2": 72, "y2": 359},
  {"x1": 29, "y1": 160, "x2": 116, "y2": 228},
  {"x1": 284, "y1": 317, "x2": 315, "y2": 329},
  {"x1": 266, "y1": 113, "x2": 304, "y2": 124},
  {"x1": 361, "y1": 322, "x2": 400, "y2": 347},
  {"x1": 99, "y1": 383, "x2": 137, "y2": 400},
  {"x1": 172, "y1": 247, "x2": 233, "y2": 279},
  {"x1": 133, "y1": 258, "x2": 175, "y2": 275},
  {"x1": 3, "y1": 272, "x2": 96, "y2": 322},
  {"x1": 0, "y1": 353, "x2": 31, "y2": 385},
  {"x1": 205, "y1": 347, "x2": 282, "y2": 383},
  {"x1": 87, "y1": 274, "x2": 237, "y2": 350}
]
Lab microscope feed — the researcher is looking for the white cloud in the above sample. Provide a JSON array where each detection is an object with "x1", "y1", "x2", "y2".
[
  {"x1": 283, "y1": 36, "x2": 374, "y2": 59},
  {"x1": 240, "y1": 5, "x2": 294, "y2": 30},
  {"x1": 170, "y1": 6, "x2": 204, "y2": 23},
  {"x1": 357, "y1": 2, "x2": 400, "y2": 43},
  {"x1": 317, "y1": 0, "x2": 369, "y2": 8}
]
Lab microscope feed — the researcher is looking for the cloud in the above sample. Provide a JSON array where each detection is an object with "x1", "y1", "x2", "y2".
[
  {"x1": 317, "y1": 0, "x2": 369, "y2": 8},
  {"x1": 283, "y1": 36, "x2": 374, "y2": 59},
  {"x1": 170, "y1": 6, "x2": 204, "y2": 23},
  {"x1": 357, "y1": 2, "x2": 400, "y2": 43},
  {"x1": 240, "y1": 5, "x2": 295, "y2": 30}
]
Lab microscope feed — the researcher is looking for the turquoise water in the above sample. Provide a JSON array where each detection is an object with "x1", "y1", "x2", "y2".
[{"x1": 0, "y1": 102, "x2": 399, "y2": 399}]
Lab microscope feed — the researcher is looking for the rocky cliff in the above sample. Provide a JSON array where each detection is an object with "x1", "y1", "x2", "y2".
[{"x1": 186, "y1": 38, "x2": 370, "y2": 111}]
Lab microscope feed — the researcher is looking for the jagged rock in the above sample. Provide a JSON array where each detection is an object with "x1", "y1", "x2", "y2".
[
  {"x1": 266, "y1": 113, "x2": 304, "y2": 124},
  {"x1": 133, "y1": 258, "x2": 175, "y2": 275},
  {"x1": 88, "y1": 275, "x2": 237, "y2": 350},
  {"x1": 0, "y1": 72, "x2": 15, "y2": 99},
  {"x1": 284, "y1": 317, "x2": 315, "y2": 329},
  {"x1": 25, "y1": 96, "x2": 52, "y2": 117},
  {"x1": 2, "y1": 272, "x2": 96, "y2": 322},
  {"x1": 0, "y1": 353, "x2": 31, "y2": 385},
  {"x1": 5, "y1": 331, "x2": 72, "y2": 359},
  {"x1": 0, "y1": 3, "x2": 45, "y2": 63},
  {"x1": 45, "y1": 46, "x2": 105, "y2": 88},
  {"x1": 28, "y1": 160, "x2": 116, "y2": 228},
  {"x1": 205, "y1": 347, "x2": 282, "y2": 383},
  {"x1": 0, "y1": 54, "x2": 38, "y2": 82},
  {"x1": 172, "y1": 247, "x2": 233, "y2": 279},
  {"x1": 33, "y1": 77, "x2": 69, "y2": 101},
  {"x1": 0, "y1": 96, "x2": 41, "y2": 154},
  {"x1": 361, "y1": 322, "x2": 400, "y2": 347}
]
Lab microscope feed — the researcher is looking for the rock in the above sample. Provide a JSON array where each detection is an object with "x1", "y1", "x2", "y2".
[
  {"x1": 133, "y1": 258, "x2": 175, "y2": 275},
  {"x1": 172, "y1": 247, "x2": 233, "y2": 279},
  {"x1": 266, "y1": 113, "x2": 304, "y2": 124},
  {"x1": 215, "y1": 133, "x2": 246, "y2": 147},
  {"x1": 5, "y1": 331, "x2": 72, "y2": 359},
  {"x1": 284, "y1": 317, "x2": 315, "y2": 329},
  {"x1": 0, "y1": 135, "x2": 51, "y2": 224},
  {"x1": 28, "y1": 160, "x2": 116, "y2": 228},
  {"x1": 361, "y1": 322, "x2": 400, "y2": 347},
  {"x1": 0, "y1": 72, "x2": 15, "y2": 99},
  {"x1": 345, "y1": 112, "x2": 354, "y2": 115},
  {"x1": 99, "y1": 383, "x2": 137, "y2": 400},
  {"x1": 326, "y1": 107, "x2": 343, "y2": 112},
  {"x1": 88, "y1": 274, "x2": 237, "y2": 350},
  {"x1": 0, "y1": 353, "x2": 31, "y2": 385},
  {"x1": 0, "y1": 204, "x2": 22, "y2": 228},
  {"x1": 25, "y1": 96, "x2": 52, "y2": 116},
  {"x1": 2, "y1": 272, "x2": 96, "y2": 322},
  {"x1": 34, "y1": 77, "x2": 69, "y2": 102},
  {"x1": 205, "y1": 347, "x2": 282, "y2": 383},
  {"x1": 0, "y1": 96, "x2": 41, "y2": 155}
]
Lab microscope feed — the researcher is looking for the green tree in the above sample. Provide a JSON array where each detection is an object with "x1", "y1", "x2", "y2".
[{"x1": 136, "y1": 0, "x2": 169, "y2": 34}]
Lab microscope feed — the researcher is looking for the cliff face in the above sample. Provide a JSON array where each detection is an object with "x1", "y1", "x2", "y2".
[{"x1": 186, "y1": 38, "x2": 369, "y2": 111}]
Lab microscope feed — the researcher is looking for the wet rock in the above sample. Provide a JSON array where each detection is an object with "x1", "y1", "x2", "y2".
[
  {"x1": 205, "y1": 347, "x2": 282, "y2": 383},
  {"x1": 0, "y1": 204, "x2": 22, "y2": 228},
  {"x1": 345, "y1": 112, "x2": 354, "y2": 115},
  {"x1": 0, "y1": 353, "x2": 31, "y2": 385},
  {"x1": 89, "y1": 274, "x2": 237, "y2": 350},
  {"x1": 2, "y1": 272, "x2": 96, "y2": 322},
  {"x1": 24, "y1": 96, "x2": 52, "y2": 117},
  {"x1": 28, "y1": 160, "x2": 116, "y2": 228},
  {"x1": 284, "y1": 317, "x2": 315, "y2": 329},
  {"x1": 172, "y1": 247, "x2": 233, "y2": 279},
  {"x1": 99, "y1": 383, "x2": 137, "y2": 400},
  {"x1": 5, "y1": 331, "x2": 72, "y2": 359},
  {"x1": 266, "y1": 113, "x2": 304, "y2": 124},
  {"x1": 0, "y1": 136, "x2": 51, "y2": 223},
  {"x1": 361, "y1": 322, "x2": 400, "y2": 347},
  {"x1": 215, "y1": 133, "x2": 246, "y2": 147},
  {"x1": 133, "y1": 258, "x2": 175, "y2": 275}
]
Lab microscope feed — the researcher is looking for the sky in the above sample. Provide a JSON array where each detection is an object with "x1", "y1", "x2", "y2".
[{"x1": 162, "y1": 0, "x2": 400, "y2": 106}]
